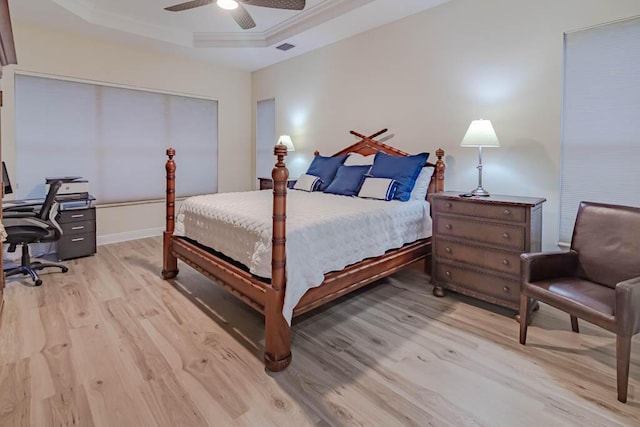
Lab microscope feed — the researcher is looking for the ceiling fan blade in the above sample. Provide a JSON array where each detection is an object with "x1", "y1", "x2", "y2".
[
  {"x1": 231, "y1": 4, "x2": 256, "y2": 30},
  {"x1": 164, "y1": 0, "x2": 213, "y2": 12},
  {"x1": 240, "y1": 0, "x2": 305, "y2": 10}
]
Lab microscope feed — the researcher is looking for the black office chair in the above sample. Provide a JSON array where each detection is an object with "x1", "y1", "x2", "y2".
[{"x1": 3, "y1": 181, "x2": 69, "y2": 286}]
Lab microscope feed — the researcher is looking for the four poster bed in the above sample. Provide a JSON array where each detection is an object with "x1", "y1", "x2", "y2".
[{"x1": 162, "y1": 129, "x2": 445, "y2": 371}]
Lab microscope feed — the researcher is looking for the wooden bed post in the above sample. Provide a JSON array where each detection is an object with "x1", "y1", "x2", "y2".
[
  {"x1": 264, "y1": 144, "x2": 292, "y2": 372},
  {"x1": 162, "y1": 147, "x2": 179, "y2": 279},
  {"x1": 434, "y1": 148, "x2": 445, "y2": 193}
]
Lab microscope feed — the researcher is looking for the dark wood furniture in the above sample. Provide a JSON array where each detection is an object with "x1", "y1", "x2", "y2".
[
  {"x1": 162, "y1": 129, "x2": 445, "y2": 371},
  {"x1": 520, "y1": 202, "x2": 640, "y2": 403},
  {"x1": 258, "y1": 177, "x2": 296, "y2": 190},
  {"x1": 56, "y1": 207, "x2": 97, "y2": 261},
  {"x1": 431, "y1": 192, "x2": 545, "y2": 311}
]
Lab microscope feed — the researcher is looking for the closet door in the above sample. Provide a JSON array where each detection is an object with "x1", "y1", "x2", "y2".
[{"x1": 255, "y1": 98, "x2": 275, "y2": 186}]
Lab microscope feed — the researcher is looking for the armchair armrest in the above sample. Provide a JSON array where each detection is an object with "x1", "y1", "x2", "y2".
[
  {"x1": 616, "y1": 276, "x2": 640, "y2": 336},
  {"x1": 521, "y1": 250, "x2": 579, "y2": 284}
]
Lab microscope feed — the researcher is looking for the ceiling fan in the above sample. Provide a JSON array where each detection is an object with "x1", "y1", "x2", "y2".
[{"x1": 164, "y1": 0, "x2": 306, "y2": 30}]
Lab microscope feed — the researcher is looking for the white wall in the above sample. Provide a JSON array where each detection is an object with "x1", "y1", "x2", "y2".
[
  {"x1": 2, "y1": 22, "x2": 252, "y2": 244},
  {"x1": 252, "y1": 0, "x2": 640, "y2": 250}
]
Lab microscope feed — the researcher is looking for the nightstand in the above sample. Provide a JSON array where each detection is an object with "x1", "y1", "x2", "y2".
[
  {"x1": 258, "y1": 177, "x2": 296, "y2": 190},
  {"x1": 430, "y1": 192, "x2": 545, "y2": 311}
]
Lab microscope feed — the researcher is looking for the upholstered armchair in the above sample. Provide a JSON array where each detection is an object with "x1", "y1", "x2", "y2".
[{"x1": 519, "y1": 201, "x2": 640, "y2": 403}]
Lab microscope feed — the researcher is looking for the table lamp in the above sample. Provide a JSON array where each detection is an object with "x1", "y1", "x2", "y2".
[
  {"x1": 276, "y1": 135, "x2": 295, "y2": 152},
  {"x1": 460, "y1": 119, "x2": 500, "y2": 197}
]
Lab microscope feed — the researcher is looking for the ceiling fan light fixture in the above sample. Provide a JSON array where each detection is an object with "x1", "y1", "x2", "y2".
[{"x1": 216, "y1": 0, "x2": 238, "y2": 10}]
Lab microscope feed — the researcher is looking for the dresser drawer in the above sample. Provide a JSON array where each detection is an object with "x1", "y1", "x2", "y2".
[
  {"x1": 433, "y1": 198, "x2": 526, "y2": 223},
  {"x1": 434, "y1": 262, "x2": 519, "y2": 304},
  {"x1": 435, "y1": 238, "x2": 521, "y2": 276},
  {"x1": 57, "y1": 233, "x2": 96, "y2": 261},
  {"x1": 57, "y1": 208, "x2": 96, "y2": 224},
  {"x1": 435, "y1": 216, "x2": 526, "y2": 251},
  {"x1": 60, "y1": 219, "x2": 95, "y2": 236}
]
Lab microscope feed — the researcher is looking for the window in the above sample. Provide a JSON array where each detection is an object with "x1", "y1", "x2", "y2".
[
  {"x1": 559, "y1": 17, "x2": 640, "y2": 243},
  {"x1": 14, "y1": 74, "x2": 218, "y2": 203}
]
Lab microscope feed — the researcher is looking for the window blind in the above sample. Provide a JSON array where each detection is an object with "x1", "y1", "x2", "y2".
[
  {"x1": 14, "y1": 74, "x2": 218, "y2": 203},
  {"x1": 559, "y1": 17, "x2": 640, "y2": 243}
]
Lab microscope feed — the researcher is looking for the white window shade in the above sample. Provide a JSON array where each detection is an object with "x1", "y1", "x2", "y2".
[
  {"x1": 560, "y1": 17, "x2": 640, "y2": 244},
  {"x1": 15, "y1": 74, "x2": 218, "y2": 203}
]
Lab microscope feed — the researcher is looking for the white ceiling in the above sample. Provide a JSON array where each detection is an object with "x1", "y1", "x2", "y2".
[{"x1": 9, "y1": 0, "x2": 451, "y2": 71}]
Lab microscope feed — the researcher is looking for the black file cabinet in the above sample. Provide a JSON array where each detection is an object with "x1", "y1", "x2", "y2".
[{"x1": 56, "y1": 207, "x2": 97, "y2": 261}]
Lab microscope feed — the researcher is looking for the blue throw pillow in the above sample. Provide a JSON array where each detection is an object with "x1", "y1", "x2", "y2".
[
  {"x1": 368, "y1": 152, "x2": 429, "y2": 201},
  {"x1": 306, "y1": 155, "x2": 348, "y2": 191},
  {"x1": 324, "y1": 165, "x2": 371, "y2": 196}
]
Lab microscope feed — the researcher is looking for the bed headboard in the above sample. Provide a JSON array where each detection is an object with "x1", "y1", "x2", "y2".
[{"x1": 313, "y1": 129, "x2": 445, "y2": 198}]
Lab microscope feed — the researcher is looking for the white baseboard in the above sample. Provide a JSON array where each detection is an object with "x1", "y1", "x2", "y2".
[{"x1": 97, "y1": 227, "x2": 164, "y2": 246}]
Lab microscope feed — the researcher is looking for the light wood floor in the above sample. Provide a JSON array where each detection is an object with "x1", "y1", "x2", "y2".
[{"x1": 1, "y1": 237, "x2": 639, "y2": 426}]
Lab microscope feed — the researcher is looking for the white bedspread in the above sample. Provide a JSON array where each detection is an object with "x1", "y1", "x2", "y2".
[{"x1": 175, "y1": 190, "x2": 432, "y2": 324}]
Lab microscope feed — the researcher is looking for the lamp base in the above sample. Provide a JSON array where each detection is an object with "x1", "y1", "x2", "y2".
[{"x1": 470, "y1": 186, "x2": 490, "y2": 197}]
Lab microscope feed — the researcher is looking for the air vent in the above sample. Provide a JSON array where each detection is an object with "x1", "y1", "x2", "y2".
[{"x1": 276, "y1": 43, "x2": 295, "y2": 51}]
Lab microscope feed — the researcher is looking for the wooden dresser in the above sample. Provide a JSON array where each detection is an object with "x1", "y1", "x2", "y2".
[{"x1": 431, "y1": 192, "x2": 545, "y2": 311}]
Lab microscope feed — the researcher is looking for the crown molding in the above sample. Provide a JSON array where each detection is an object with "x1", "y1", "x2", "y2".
[
  {"x1": 54, "y1": 0, "x2": 193, "y2": 47},
  {"x1": 53, "y1": 0, "x2": 376, "y2": 49},
  {"x1": 194, "y1": 0, "x2": 375, "y2": 47}
]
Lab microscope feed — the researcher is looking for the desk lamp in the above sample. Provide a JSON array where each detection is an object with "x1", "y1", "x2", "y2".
[{"x1": 460, "y1": 119, "x2": 500, "y2": 197}]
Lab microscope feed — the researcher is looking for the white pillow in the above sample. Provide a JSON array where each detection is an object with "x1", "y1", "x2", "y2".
[
  {"x1": 344, "y1": 153, "x2": 375, "y2": 166},
  {"x1": 358, "y1": 177, "x2": 397, "y2": 201},
  {"x1": 293, "y1": 174, "x2": 321, "y2": 192},
  {"x1": 410, "y1": 166, "x2": 435, "y2": 200}
]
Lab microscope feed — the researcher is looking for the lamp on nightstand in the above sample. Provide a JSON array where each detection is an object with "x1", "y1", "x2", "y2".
[
  {"x1": 276, "y1": 135, "x2": 295, "y2": 152},
  {"x1": 460, "y1": 119, "x2": 500, "y2": 197}
]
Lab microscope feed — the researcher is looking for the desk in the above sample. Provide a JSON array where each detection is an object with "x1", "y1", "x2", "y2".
[{"x1": 3, "y1": 197, "x2": 97, "y2": 261}]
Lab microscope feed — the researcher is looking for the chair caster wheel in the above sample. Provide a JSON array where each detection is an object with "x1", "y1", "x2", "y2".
[
  {"x1": 62, "y1": 267, "x2": 69, "y2": 273},
  {"x1": 35, "y1": 279, "x2": 43, "y2": 286}
]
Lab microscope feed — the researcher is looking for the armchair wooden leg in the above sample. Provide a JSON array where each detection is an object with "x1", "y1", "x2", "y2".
[
  {"x1": 519, "y1": 293, "x2": 530, "y2": 345},
  {"x1": 570, "y1": 316, "x2": 579, "y2": 333},
  {"x1": 616, "y1": 335, "x2": 632, "y2": 403}
]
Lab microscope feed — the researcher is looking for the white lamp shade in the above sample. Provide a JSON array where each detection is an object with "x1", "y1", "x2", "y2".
[
  {"x1": 277, "y1": 135, "x2": 295, "y2": 151},
  {"x1": 460, "y1": 119, "x2": 500, "y2": 147}
]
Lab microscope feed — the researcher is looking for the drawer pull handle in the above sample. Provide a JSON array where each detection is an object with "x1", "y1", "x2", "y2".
[
  {"x1": 71, "y1": 214, "x2": 84, "y2": 218},
  {"x1": 71, "y1": 237, "x2": 85, "y2": 242},
  {"x1": 504, "y1": 209, "x2": 511, "y2": 215},
  {"x1": 503, "y1": 286, "x2": 510, "y2": 293},
  {"x1": 445, "y1": 224, "x2": 452, "y2": 230},
  {"x1": 503, "y1": 233, "x2": 510, "y2": 239},
  {"x1": 445, "y1": 271, "x2": 451, "y2": 277},
  {"x1": 445, "y1": 247, "x2": 452, "y2": 253},
  {"x1": 503, "y1": 259, "x2": 509, "y2": 265},
  {"x1": 71, "y1": 226, "x2": 85, "y2": 230},
  {"x1": 446, "y1": 202, "x2": 452, "y2": 208}
]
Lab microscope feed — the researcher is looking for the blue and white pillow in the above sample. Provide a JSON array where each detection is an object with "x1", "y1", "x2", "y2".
[
  {"x1": 323, "y1": 165, "x2": 370, "y2": 196},
  {"x1": 358, "y1": 177, "x2": 397, "y2": 201},
  {"x1": 293, "y1": 174, "x2": 322, "y2": 192},
  {"x1": 368, "y1": 151, "x2": 429, "y2": 201},
  {"x1": 305, "y1": 154, "x2": 348, "y2": 191}
]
